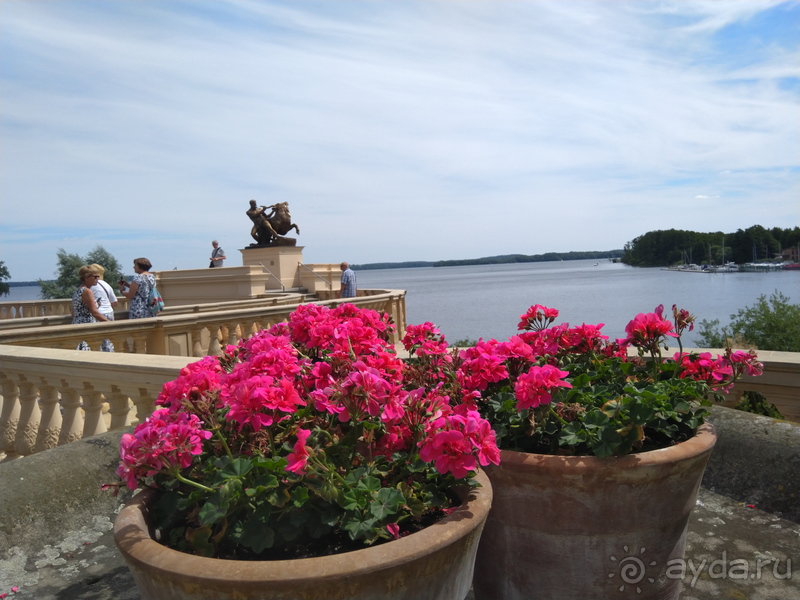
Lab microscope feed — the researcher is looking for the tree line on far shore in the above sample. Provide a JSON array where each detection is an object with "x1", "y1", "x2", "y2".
[
  {"x1": 352, "y1": 250, "x2": 623, "y2": 271},
  {"x1": 621, "y1": 225, "x2": 800, "y2": 267}
]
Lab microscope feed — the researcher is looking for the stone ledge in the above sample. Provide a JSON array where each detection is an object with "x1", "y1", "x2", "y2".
[{"x1": 704, "y1": 405, "x2": 800, "y2": 522}]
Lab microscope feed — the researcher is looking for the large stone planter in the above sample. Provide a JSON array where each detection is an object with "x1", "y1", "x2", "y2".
[
  {"x1": 114, "y1": 470, "x2": 492, "y2": 600},
  {"x1": 473, "y1": 424, "x2": 716, "y2": 600}
]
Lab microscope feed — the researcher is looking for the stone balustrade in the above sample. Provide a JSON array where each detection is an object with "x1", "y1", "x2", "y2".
[
  {"x1": 0, "y1": 345, "x2": 195, "y2": 461},
  {"x1": 0, "y1": 290, "x2": 408, "y2": 356},
  {"x1": 0, "y1": 291, "x2": 408, "y2": 461},
  {"x1": 0, "y1": 297, "x2": 131, "y2": 319},
  {"x1": 0, "y1": 292, "x2": 313, "y2": 331}
]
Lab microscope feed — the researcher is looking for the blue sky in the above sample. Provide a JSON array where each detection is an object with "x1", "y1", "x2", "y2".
[{"x1": 1, "y1": 1, "x2": 798, "y2": 280}]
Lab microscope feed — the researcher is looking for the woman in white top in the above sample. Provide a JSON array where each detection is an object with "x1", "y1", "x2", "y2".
[{"x1": 90, "y1": 264, "x2": 118, "y2": 352}]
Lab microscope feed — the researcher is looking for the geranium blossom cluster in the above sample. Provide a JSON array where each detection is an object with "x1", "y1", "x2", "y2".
[
  {"x1": 442, "y1": 303, "x2": 764, "y2": 419},
  {"x1": 118, "y1": 409, "x2": 211, "y2": 489},
  {"x1": 118, "y1": 303, "x2": 499, "y2": 492}
]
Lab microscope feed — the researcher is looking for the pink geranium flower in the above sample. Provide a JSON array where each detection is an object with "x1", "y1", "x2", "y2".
[
  {"x1": 622, "y1": 305, "x2": 678, "y2": 350},
  {"x1": 514, "y1": 365, "x2": 572, "y2": 410},
  {"x1": 285, "y1": 429, "x2": 312, "y2": 474}
]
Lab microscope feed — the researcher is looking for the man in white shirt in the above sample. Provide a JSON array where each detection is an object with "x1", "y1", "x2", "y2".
[
  {"x1": 90, "y1": 264, "x2": 118, "y2": 352},
  {"x1": 210, "y1": 241, "x2": 226, "y2": 267}
]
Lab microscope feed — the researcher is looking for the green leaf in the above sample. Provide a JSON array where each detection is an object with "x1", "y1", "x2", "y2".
[
  {"x1": 342, "y1": 489, "x2": 365, "y2": 511},
  {"x1": 341, "y1": 513, "x2": 377, "y2": 541},
  {"x1": 357, "y1": 476, "x2": 381, "y2": 492},
  {"x1": 290, "y1": 486, "x2": 310, "y2": 508},
  {"x1": 407, "y1": 496, "x2": 425, "y2": 517},
  {"x1": 582, "y1": 409, "x2": 609, "y2": 429},
  {"x1": 344, "y1": 467, "x2": 370, "y2": 485},
  {"x1": 370, "y1": 488, "x2": 404, "y2": 520},
  {"x1": 253, "y1": 456, "x2": 288, "y2": 472},
  {"x1": 239, "y1": 521, "x2": 274, "y2": 553},
  {"x1": 186, "y1": 526, "x2": 215, "y2": 557},
  {"x1": 221, "y1": 458, "x2": 253, "y2": 479},
  {"x1": 558, "y1": 421, "x2": 586, "y2": 447},
  {"x1": 198, "y1": 493, "x2": 227, "y2": 526}
]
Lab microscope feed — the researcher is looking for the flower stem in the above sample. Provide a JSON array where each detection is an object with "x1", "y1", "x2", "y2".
[
  {"x1": 215, "y1": 429, "x2": 234, "y2": 461},
  {"x1": 174, "y1": 472, "x2": 215, "y2": 493}
]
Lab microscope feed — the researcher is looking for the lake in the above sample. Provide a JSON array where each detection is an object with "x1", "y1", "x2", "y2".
[
  {"x1": 357, "y1": 259, "x2": 800, "y2": 345},
  {"x1": 3, "y1": 285, "x2": 43, "y2": 302},
  {"x1": 5, "y1": 261, "x2": 798, "y2": 346}
]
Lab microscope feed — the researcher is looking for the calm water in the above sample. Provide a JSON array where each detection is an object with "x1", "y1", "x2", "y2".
[
  {"x1": 4, "y1": 285, "x2": 42, "y2": 302},
  {"x1": 6, "y1": 263, "x2": 798, "y2": 346},
  {"x1": 357, "y1": 260, "x2": 800, "y2": 345}
]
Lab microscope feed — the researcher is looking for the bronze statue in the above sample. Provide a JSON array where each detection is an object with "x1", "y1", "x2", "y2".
[{"x1": 246, "y1": 200, "x2": 300, "y2": 247}]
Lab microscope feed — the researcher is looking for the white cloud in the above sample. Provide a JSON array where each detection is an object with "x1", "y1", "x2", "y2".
[{"x1": 1, "y1": 1, "x2": 798, "y2": 279}]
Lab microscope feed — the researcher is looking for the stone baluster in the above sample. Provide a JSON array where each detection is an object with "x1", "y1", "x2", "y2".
[
  {"x1": 124, "y1": 386, "x2": 158, "y2": 425},
  {"x1": 207, "y1": 324, "x2": 223, "y2": 356},
  {"x1": 131, "y1": 333, "x2": 148, "y2": 354},
  {"x1": 81, "y1": 383, "x2": 108, "y2": 438},
  {"x1": 108, "y1": 333, "x2": 128, "y2": 354},
  {"x1": 35, "y1": 379, "x2": 63, "y2": 452},
  {"x1": 0, "y1": 374, "x2": 21, "y2": 458},
  {"x1": 58, "y1": 382, "x2": 85, "y2": 446},
  {"x1": 191, "y1": 326, "x2": 206, "y2": 357},
  {"x1": 14, "y1": 375, "x2": 41, "y2": 457},
  {"x1": 107, "y1": 386, "x2": 134, "y2": 430},
  {"x1": 226, "y1": 321, "x2": 242, "y2": 346}
]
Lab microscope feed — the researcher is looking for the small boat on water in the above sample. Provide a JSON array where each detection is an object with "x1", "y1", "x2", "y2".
[
  {"x1": 663, "y1": 263, "x2": 712, "y2": 273},
  {"x1": 782, "y1": 263, "x2": 800, "y2": 270}
]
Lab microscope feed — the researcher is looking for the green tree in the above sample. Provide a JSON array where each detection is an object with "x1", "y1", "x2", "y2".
[
  {"x1": 39, "y1": 246, "x2": 124, "y2": 299},
  {"x1": 0, "y1": 261, "x2": 10, "y2": 296},
  {"x1": 695, "y1": 291, "x2": 800, "y2": 352}
]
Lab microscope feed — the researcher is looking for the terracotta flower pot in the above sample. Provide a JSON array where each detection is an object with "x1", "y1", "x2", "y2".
[
  {"x1": 473, "y1": 423, "x2": 716, "y2": 600},
  {"x1": 114, "y1": 470, "x2": 492, "y2": 600}
]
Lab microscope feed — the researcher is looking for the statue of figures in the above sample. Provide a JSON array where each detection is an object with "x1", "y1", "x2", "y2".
[{"x1": 246, "y1": 200, "x2": 300, "y2": 247}]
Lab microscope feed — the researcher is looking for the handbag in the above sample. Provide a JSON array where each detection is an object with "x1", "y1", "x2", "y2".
[{"x1": 209, "y1": 260, "x2": 215, "y2": 268}]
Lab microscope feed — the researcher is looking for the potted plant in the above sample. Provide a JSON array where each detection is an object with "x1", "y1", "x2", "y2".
[
  {"x1": 112, "y1": 304, "x2": 497, "y2": 600},
  {"x1": 413, "y1": 304, "x2": 762, "y2": 600}
]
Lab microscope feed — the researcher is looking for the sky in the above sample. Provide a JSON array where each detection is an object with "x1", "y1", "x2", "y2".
[{"x1": 1, "y1": 1, "x2": 798, "y2": 281}]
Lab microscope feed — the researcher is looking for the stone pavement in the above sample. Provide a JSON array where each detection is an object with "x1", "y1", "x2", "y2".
[
  {"x1": 1, "y1": 487, "x2": 796, "y2": 600},
  {"x1": 2, "y1": 405, "x2": 798, "y2": 600}
]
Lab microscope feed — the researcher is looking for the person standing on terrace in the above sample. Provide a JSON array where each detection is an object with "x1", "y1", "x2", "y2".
[
  {"x1": 339, "y1": 262, "x2": 357, "y2": 298},
  {"x1": 209, "y1": 240, "x2": 226, "y2": 267},
  {"x1": 90, "y1": 263, "x2": 118, "y2": 352},
  {"x1": 119, "y1": 258, "x2": 156, "y2": 319},
  {"x1": 71, "y1": 265, "x2": 110, "y2": 350}
]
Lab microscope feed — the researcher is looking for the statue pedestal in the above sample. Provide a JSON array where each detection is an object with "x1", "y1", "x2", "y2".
[{"x1": 240, "y1": 246, "x2": 304, "y2": 290}]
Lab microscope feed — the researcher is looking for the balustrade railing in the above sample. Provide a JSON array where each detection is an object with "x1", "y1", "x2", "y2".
[
  {"x1": 0, "y1": 297, "x2": 131, "y2": 319},
  {"x1": 1, "y1": 342, "x2": 795, "y2": 464},
  {"x1": 0, "y1": 290, "x2": 407, "y2": 461},
  {"x1": 0, "y1": 345, "x2": 195, "y2": 461},
  {"x1": 0, "y1": 290, "x2": 407, "y2": 355}
]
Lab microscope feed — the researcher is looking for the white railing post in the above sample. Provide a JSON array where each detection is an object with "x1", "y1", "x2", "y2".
[
  {"x1": 0, "y1": 373, "x2": 21, "y2": 459},
  {"x1": 107, "y1": 386, "x2": 134, "y2": 430},
  {"x1": 35, "y1": 379, "x2": 62, "y2": 452},
  {"x1": 57, "y1": 382, "x2": 85, "y2": 446},
  {"x1": 14, "y1": 375, "x2": 41, "y2": 457},
  {"x1": 80, "y1": 383, "x2": 107, "y2": 438}
]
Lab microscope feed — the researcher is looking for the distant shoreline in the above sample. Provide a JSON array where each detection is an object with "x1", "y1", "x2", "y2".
[
  {"x1": 351, "y1": 250, "x2": 623, "y2": 271},
  {"x1": 7, "y1": 281, "x2": 42, "y2": 288}
]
